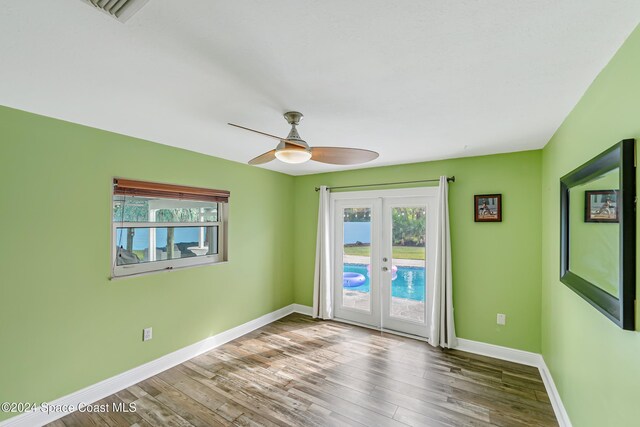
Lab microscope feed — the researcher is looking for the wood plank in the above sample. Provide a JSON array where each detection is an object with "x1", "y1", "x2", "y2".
[
  {"x1": 371, "y1": 385, "x2": 493, "y2": 426},
  {"x1": 393, "y1": 406, "x2": 457, "y2": 427},
  {"x1": 289, "y1": 385, "x2": 409, "y2": 427},
  {"x1": 102, "y1": 394, "x2": 147, "y2": 426},
  {"x1": 133, "y1": 395, "x2": 193, "y2": 427},
  {"x1": 142, "y1": 377, "x2": 231, "y2": 426}
]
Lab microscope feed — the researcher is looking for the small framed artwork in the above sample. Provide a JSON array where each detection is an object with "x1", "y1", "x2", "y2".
[
  {"x1": 585, "y1": 190, "x2": 619, "y2": 223},
  {"x1": 474, "y1": 194, "x2": 502, "y2": 222}
]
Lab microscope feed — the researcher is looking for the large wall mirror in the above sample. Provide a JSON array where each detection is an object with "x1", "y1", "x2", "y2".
[{"x1": 560, "y1": 139, "x2": 636, "y2": 330}]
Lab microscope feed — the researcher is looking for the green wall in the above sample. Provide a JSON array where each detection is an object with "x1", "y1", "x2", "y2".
[
  {"x1": 0, "y1": 106, "x2": 295, "y2": 422},
  {"x1": 293, "y1": 150, "x2": 542, "y2": 352},
  {"x1": 541, "y1": 24, "x2": 640, "y2": 426}
]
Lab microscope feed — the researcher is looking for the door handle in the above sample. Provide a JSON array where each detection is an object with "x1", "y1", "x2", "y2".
[
  {"x1": 382, "y1": 257, "x2": 388, "y2": 262},
  {"x1": 382, "y1": 267, "x2": 389, "y2": 272}
]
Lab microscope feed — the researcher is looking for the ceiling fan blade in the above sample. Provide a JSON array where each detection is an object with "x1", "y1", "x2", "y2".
[
  {"x1": 310, "y1": 147, "x2": 379, "y2": 165},
  {"x1": 248, "y1": 149, "x2": 276, "y2": 165},
  {"x1": 228, "y1": 123, "x2": 307, "y2": 148}
]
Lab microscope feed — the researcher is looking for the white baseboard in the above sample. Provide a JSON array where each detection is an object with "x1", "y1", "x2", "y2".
[
  {"x1": 456, "y1": 338, "x2": 543, "y2": 367},
  {"x1": 295, "y1": 305, "x2": 571, "y2": 427},
  {"x1": 0, "y1": 304, "x2": 299, "y2": 427},
  {"x1": 291, "y1": 303, "x2": 313, "y2": 316},
  {"x1": 537, "y1": 358, "x2": 572, "y2": 427}
]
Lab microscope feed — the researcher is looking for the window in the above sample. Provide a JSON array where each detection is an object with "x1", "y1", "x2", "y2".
[{"x1": 111, "y1": 178, "x2": 229, "y2": 278}]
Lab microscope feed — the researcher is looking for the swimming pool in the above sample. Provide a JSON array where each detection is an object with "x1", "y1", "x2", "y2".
[{"x1": 343, "y1": 263, "x2": 425, "y2": 301}]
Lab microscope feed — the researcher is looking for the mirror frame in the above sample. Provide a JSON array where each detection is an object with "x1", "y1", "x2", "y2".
[{"x1": 560, "y1": 139, "x2": 636, "y2": 330}]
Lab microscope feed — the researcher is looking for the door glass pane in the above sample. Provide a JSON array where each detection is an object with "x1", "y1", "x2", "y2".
[
  {"x1": 390, "y1": 207, "x2": 426, "y2": 322},
  {"x1": 342, "y1": 207, "x2": 371, "y2": 312}
]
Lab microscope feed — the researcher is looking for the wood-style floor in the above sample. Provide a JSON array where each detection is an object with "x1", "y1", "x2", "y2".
[{"x1": 48, "y1": 314, "x2": 558, "y2": 427}]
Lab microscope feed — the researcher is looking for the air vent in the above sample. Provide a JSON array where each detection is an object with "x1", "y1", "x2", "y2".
[{"x1": 80, "y1": 0, "x2": 150, "y2": 23}]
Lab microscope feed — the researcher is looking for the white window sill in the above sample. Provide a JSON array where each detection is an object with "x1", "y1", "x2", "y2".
[{"x1": 109, "y1": 260, "x2": 229, "y2": 281}]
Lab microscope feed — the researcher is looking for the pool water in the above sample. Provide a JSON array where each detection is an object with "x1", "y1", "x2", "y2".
[{"x1": 343, "y1": 263, "x2": 425, "y2": 301}]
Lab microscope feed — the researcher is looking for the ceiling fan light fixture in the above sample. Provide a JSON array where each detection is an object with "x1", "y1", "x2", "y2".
[
  {"x1": 230, "y1": 111, "x2": 379, "y2": 166},
  {"x1": 275, "y1": 147, "x2": 312, "y2": 164}
]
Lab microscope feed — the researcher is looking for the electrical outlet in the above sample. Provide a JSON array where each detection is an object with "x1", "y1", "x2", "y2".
[
  {"x1": 497, "y1": 314, "x2": 506, "y2": 326},
  {"x1": 143, "y1": 327, "x2": 153, "y2": 341}
]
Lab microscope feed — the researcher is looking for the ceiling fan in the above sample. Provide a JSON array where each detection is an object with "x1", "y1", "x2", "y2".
[{"x1": 228, "y1": 112, "x2": 379, "y2": 165}]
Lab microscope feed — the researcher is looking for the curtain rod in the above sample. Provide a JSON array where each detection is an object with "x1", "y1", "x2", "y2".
[{"x1": 314, "y1": 176, "x2": 455, "y2": 192}]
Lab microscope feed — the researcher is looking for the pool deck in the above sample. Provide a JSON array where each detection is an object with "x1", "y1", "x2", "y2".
[
  {"x1": 342, "y1": 290, "x2": 425, "y2": 323},
  {"x1": 344, "y1": 255, "x2": 424, "y2": 267}
]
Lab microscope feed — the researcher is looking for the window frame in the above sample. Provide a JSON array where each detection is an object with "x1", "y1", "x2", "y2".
[{"x1": 110, "y1": 179, "x2": 229, "y2": 279}]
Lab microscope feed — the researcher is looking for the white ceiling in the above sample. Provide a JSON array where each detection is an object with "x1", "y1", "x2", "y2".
[{"x1": 1, "y1": 1, "x2": 639, "y2": 175}]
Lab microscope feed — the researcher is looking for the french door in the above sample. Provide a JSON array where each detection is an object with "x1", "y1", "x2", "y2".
[{"x1": 332, "y1": 188, "x2": 437, "y2": 338}]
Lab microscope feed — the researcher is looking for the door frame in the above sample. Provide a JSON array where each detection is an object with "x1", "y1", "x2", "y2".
[{"x1": 331, "y1": 187, "x2": 438, "y2": 337}]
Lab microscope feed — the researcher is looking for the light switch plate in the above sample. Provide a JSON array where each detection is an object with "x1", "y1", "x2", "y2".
[
  {"x1": 143, "y1": 327, "x2": 153, "y2": 341},
  {"x1": 497, "y1": 314, "x2": 506, "y2": 325}
]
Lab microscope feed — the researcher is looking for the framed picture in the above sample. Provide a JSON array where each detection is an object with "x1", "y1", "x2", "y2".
[
  {"x1": 585, "y1": 190, "x2": 619, "y2": 223},
  {"x1": 474, "y1": 194, "x2": 502, "y2": 222}
]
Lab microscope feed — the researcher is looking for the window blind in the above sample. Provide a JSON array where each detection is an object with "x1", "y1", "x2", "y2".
[{"x1": 113, "y1": 178, "x2": 230, "y2": 203}]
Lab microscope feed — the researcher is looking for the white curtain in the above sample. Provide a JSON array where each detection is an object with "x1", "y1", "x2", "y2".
[
  {"x1": 428, "y1": 176, "x2": 458, "y2": 348},
  {"x1": 313, "y1": 186, "x2": 333, "y2": 319}
]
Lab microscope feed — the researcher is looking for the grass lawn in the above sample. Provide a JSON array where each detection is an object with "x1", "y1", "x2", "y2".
[{"x1": 343, "y1": 245, "x2": 425, "y2": 260}]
